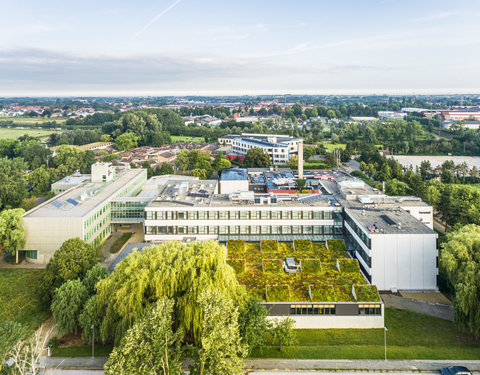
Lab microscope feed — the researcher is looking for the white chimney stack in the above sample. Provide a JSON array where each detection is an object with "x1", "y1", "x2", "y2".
[{"x1": 297, "y1": 139, "x2": 304, "y2": 179}]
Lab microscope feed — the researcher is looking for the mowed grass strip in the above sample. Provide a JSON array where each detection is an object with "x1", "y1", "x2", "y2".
[
  {"x1": 251, "y1": 308, "x2": 480, "y2": 359},
  {"x1": 0, "y1": 269, "x2": 49, "y2": 331},
  {"x1": 171, "y1": 135, "x2": 205, "y2": 143}
]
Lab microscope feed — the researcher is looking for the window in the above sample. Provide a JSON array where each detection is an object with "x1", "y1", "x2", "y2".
[
  {"x1": 358, "y1": 304, "x2": 381, "y2": 315},
  {"x1": 290, "y1": 304, "x2": 336, "y2": 315}
]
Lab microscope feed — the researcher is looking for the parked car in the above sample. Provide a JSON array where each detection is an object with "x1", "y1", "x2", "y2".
[{"x1": 441, "y1": 366, "x2": 472, "y2": 375}]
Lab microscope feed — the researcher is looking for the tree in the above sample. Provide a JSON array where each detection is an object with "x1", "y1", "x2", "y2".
[
  {"x1": 270, "y1": 317, "x2": 297, "y2": 352},
  {"x1": 0, "y1": 321, "x2": 28, "y2": 373},
  {"x1": 0, "y1": 157, "x2": 27, "y2": 209},
  {"x1": 191, "y1": 168, "x2": 208, "y2": 180},
  {"x1": 82, "y1": 263, "x2": 108, "y2": 295},
  {"x1": 158, "y1": 162, "x2": 174, "y2": 175},
  {"x1": 104, "y1": 297, "x2": 183, "y2": 375},
  {"x1": 51, "y1": 279, "x2": 89, "y2": 334},
  {"x1": 376, "y1": 163, "x2": 392, "y2": 182},
  {"x1": 295, "y1": 179, "x2": 306, "y2": 192},
  {"x1": 238, "y1": 296, "x2": 269, "y2": 355},
  {"x1": 440, "y1": 224, "x2": 480, "y2": 337},
  {"x1": 37, "y1": 238, "x2": 97, "y2": 304},
  {"x1": 0, "y1": 208, "x2": 25, "y2": 257},
  {"x1": 420, "y1": 160, "x2": 432, "y2": 180},
  {"x1": 26, "y1": 166, "x2": 51, "y2": 194},
  {"x1": 95, "y1": 241, "x2": 240, "y2": 344},
  {"x1": 302, "y1": 146, "x2": 316, "y2": 161},
  {"x1": 385, "y1": 179, "x2": 407, "y2": 196},
  {"x1": 244, "y1": 148, "x2": 271, "y2": 168},
  {"x1": 175, "y1": 149, "x2": 190, "y2": 171},
  {"x1": 115, "y1": 132, "x2": 139, "y2": 151},
  {"x1": 79, "y1": 295, "x2": 102, "y2": 342},
  {"x1": 142, "y1": 161, "x2": 154, "y2": 179},
  {"x1": 190, "y1": 289, "x2": 246, "y2": 375}
]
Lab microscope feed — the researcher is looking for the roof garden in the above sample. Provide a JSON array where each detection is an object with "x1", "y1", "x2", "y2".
[{"x1": 226, "y1": 239, "x2": 380, "y2": 303}]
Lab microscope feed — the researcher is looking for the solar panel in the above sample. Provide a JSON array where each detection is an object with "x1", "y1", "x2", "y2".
[
  {"x1": 66, "y1": 198, "x2": 79, "y2": 206},
  {"x1": 51, "y1": 200, "x2": 62, "y2": 208}
]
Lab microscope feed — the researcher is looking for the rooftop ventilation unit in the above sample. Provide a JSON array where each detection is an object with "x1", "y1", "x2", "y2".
[{"x1": 381, "y1": 214, "x2": 397, "y2": 225}]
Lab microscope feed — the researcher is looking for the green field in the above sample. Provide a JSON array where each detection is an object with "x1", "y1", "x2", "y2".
[
  {"x1": 0, "y1": 116, "x2": 66, "y2": 125},
  {"x1": 0, "y1": 127, "x2": 61, "y2": 140},
  {"x1": 171, "y1": 135, "x2": 205, "y2": 143},
  {"x1": 0, "y1": 269, "x2": 49, "y2": 331},
  {"x1": 251, "y1": 308, "x2": 480, "y2": 359},
  {"x1": 324, "y1": 143, "x2": 346, "y2": 151}
]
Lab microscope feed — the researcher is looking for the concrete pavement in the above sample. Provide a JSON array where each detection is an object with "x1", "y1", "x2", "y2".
[
  {"x1": 380, "y1": 294, "x2": 453, "y2": 321},
  {"x1": 40, "y1": 357, "x2": 480, "y2": 372}
]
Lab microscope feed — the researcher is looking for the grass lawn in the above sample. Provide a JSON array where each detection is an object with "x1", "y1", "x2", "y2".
[
  {"x1": 0, "y1": 128, "x2": 61, "y2": 139},
  {"x1": 251, "y1": 308, "x2": 480, "y2": 359},
  {"x1": 109, "y1": 232, "x2": 132, "y2": 253},
  {"x1": 0, "y1": 269, "x2": 49, "y2": 331},
  {"x1": 0, "y1": 116, "x2": 66, "y2": 125},
  {"x1": 324, "y1": 143, "x2": 346, "y2": 151},
  {"x1": 171, "y1": 135, "x2": 205, "y2": 143}
]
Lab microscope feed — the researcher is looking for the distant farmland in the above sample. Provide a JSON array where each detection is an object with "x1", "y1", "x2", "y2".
[{"x1": 0, "y1": 127, "x2": 62, "y2": 139}]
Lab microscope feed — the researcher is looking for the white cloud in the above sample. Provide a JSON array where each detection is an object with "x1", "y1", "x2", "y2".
[{"x1": 410, "y1": 11, "x2": 458, "y2": 23}]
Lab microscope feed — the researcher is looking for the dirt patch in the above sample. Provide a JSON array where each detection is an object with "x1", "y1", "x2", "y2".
[
  {"x1": 58, "y1": 332, "x2": 88, "y2": 347},
  {"x1": 400, "y1": 291, "x2": 452, "y2": 305}
]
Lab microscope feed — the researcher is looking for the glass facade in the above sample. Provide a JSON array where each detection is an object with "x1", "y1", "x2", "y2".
[
  {"x1": 111, "y1": 201, "x2": 148, "y2": 222},
  {"x1": 345, "y1": 213, "x2": 371, "y2": 248},
  {"x1": 358, "y1": 304, "x2": 382, "y2": 315}
]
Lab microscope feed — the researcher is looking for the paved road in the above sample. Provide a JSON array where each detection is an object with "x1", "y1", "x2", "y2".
[{"x1": 381, "y1": 293, "x2": 453, "y2": 321}]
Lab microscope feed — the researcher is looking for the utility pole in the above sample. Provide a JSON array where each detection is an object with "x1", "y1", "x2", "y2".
[
  {"x1": 91, "y1": 325, "x2": 95, "y2": 358},
  {"x1": 384, "y1": 327, "x2": 388, "y2": 361}
]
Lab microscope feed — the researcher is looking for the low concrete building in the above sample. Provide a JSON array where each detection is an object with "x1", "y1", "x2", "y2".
[{"x1": 21, "y1": 166, "x2": 147, "y2": 264}]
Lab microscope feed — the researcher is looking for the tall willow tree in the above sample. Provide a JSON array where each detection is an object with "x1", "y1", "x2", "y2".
[
  {"x1": 95, "y1": 240, "x2": 241, "y2": 344},
  {"x1": 441, "y1": 224, "x2": 480, "y2": 337}
]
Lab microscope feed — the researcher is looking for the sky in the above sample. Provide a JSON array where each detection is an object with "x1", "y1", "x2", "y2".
[{"x1": 0, "y1": 0, "x2": 479, "y2": 96}]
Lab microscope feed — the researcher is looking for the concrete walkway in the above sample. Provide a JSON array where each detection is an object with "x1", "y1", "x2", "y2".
[
  {"x1": 40, "y1": 357, "x2": 480, "y2": 371},
  {"x1": 381, "y1": 294, "x2": 454, "y2": 321}
]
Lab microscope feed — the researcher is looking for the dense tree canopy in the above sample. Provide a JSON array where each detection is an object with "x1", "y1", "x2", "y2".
[
  {"x1": 244, "y1": 148, "x2": 271, "y2": 168},
  {"x1": 0, "y1": 208, "x2": 25, "y2": 256},
  {"x1": 52, "y1": 279, "x2": 89, "y2": 334},
  {"x1": 95, "y1": 241, "x2": 241, "y2": 344},
  {"x1": 0, "y1": 158, "x2": 27, "y2": 209},
  {"x1": 440, "y1": 224, "x2": 480, "y2": 337},
  {"x1": 104, "y1": 297, "x2": 183, "y2": 375},
  {"x1": 37, "y1": 238, "x2": 97, "y2": 304}
]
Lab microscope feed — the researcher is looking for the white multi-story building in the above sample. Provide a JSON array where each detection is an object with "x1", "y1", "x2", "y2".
[{"x1": 218, "y1": 133, "x2": 301, "y2": 165}]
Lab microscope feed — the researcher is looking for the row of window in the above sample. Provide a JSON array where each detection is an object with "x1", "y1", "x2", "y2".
[
  {"x1": 146, "y1": 210, "x2": 334, "y2": 221},
  {"x1": 290, "y1": 305, "x2": 336, "y2": 315},
  {"x1": 289, "y1": 304, "x2": 382, "y2": 316},
  {"x1": 145, "y1": 225, "x2": 343, "y2": 235},
  {"x1": 345, "y1": 214, "x2": 371, "y2": 249}
]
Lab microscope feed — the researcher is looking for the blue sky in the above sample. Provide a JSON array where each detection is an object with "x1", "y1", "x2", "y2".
[{"x1": 0, "y1": 0, "x2": 479, "y2": 96}]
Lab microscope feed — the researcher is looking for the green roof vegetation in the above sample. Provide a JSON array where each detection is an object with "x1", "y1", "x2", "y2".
[{"x1": 227, "y1": 239, "x2": 380, "y2": 303}]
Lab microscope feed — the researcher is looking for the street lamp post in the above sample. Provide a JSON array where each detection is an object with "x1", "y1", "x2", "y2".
[
  {"x1": 91, "y1": 325, "x2": 95, "y2": 358},
  {"x1": 384, "y1": 327, "x2": 388, "y2": 361}
]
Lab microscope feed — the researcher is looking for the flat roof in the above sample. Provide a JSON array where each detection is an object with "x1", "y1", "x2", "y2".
[
  {"x1": 346, "y1": 205, "x2": 435, "y2": 235},
  {"x1": 221, "y1": 168, "x2": 248, "y2": 181},
  {"x1": 24, "y1": 169, "x2": 146, "y2": 218},
  {"x1": 51, "y1": 174, "x2": 90, "y2": 186}
]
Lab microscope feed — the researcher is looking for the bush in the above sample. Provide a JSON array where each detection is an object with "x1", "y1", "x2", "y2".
[
  {"x1": 261, "y1": 240, "x2": 278, "y2": 254},
  {"x1": 262, "y1": 259, "x2": 283, "y2": 274},
  {"x1": 227, "y1": 240, "x2": 245, "y2": 258},
  {"x1": 294, "y1": 240, "x2": 312, "y2": 253},
  {"x1": 51, "y1": 279, "x2": 89, "y2": 334},
  {"x1": 266, "y1": 285, "x2": 290, "y2": 302},
  {"x1": 301, "y1": 259, "x2": 322, "y2": 274},
  {"x1": 227, "y1": 259, "x2": 246, "y2": 275}
]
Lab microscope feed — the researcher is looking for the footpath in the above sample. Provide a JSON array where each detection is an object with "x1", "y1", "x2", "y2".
[{"x1": 40, "y1": 357, "x2": 480, "y2": 372}]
